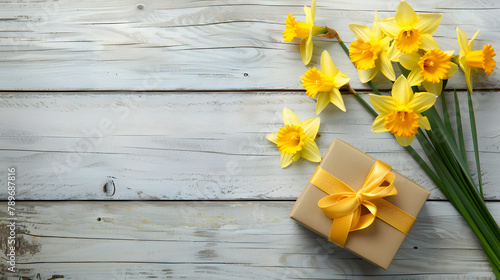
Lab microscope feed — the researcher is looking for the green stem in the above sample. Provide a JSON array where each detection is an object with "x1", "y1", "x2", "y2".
[
  {"x1": 338, "y1": 40, "x2": 350, "y2": 57},
  {"x1": 454, "y1": 90, "x2": 467, "y2": 162},
  {"x1": 352, "y1": 92, "x2": 378, "y2": 117},
  {"x1": 440, "y1": 83, "x2": 456, "y2": 147},
  {"x1": 404, "y1": 145, "x2": 444, "y2": 194},
  {"x1": 424, "y1": 107, "x2": 479, "y2": 194},
  {"x1": 367, "y1": 81, "x2": 381, "y2": 95},
  {"x1": 424, "y1": 109, "x2": 494, "y2": 222}
]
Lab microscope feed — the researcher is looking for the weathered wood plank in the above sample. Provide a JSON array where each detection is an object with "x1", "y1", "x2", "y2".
[
  {"x1": 1, "y1": 91, "x2": 498, "y2": 200},
  {"x1": 0, "y1": 0, "x2": 498, "y2": 91},
  {"x1": 0, "y1": 201, "x2": 498, "y2": 279}
]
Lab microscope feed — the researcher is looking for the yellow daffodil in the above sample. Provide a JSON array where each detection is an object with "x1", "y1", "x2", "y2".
[
  {"x1": 266, "y1": 108, "x2": 321, "y2": 168},
  {"x1": 399, "y1": 49, "x2": 458, "y2": 95},
  {"x1": 283, "y1": 0, "x2": 327, "y2": 65},
  {"x1": 348, "y1": 11, "x2": 396, "y2": 83},
  {"x1": 301, "y1": 50, "x2": 350, "y2": 114},
  {"x1": 378, "y1": 1, "x2": 441, "y2": 55},
  {"x1": 369, "y1": 75, "x2": 437, "y2": 146},
  {"x1": 456, "y1": 28, "x2": 496, "y2": 93}
]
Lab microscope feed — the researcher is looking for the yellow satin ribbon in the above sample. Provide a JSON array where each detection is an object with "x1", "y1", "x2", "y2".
[{"x1": 310, "y1": 160, "x2": 416, "y2": 247}]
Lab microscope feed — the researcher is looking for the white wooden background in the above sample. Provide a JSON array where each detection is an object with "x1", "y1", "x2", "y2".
[{"x1": 0, "y1": 0, "x2": 499, "y2": 279}]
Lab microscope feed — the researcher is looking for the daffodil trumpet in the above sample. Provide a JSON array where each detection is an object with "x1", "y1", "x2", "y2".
[
  {"x1": 283, "y1": 0, "x2": 328, "y2": 65},
  {"x1": 267, "y1": 108, "x2": 322, "y2": 168}
]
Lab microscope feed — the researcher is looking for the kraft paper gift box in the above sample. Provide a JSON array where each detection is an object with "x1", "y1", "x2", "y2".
[{"x1": 290, "y1": 138, "x2": 430, "y2": 269}]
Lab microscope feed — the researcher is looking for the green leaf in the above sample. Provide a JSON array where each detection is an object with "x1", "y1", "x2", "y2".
[
  {"x1": 454, "y1": 90, "x2": 467, "y2": 162},
  {"x1": 404, "y1": 145, "x2": 443, "y2": 193},
  {"x1": 416, "y1": 129, "x2": 500, "y2": 272},
  {"x1": 468, "y1": 89, "x2": 483, "y2": 199},
  {"x1": 423, "y1": 107, "x2": 479, "y2": 193},
  {"x1": 440, "y1": 82, "x2": 457, "y2": 147}
]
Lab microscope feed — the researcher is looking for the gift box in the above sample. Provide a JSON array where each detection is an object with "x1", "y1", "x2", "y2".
[{"x1": 290, "y1": 138, "x2": 430, "y2": 269}]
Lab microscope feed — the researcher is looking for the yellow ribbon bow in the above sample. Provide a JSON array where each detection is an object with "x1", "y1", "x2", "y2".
[{"x1": 310, "y1": 160, "x2": 416, "y2": 247}]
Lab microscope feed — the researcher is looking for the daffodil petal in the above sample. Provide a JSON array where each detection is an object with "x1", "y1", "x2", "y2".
[
  {"x1": 464, "y1": 66, "x2": 473, "y2": 93},
  {"x1": 301, "y1": 138, "x2": 321, "y2": 162},
  {"x1": 358, "y1": 67, "x2": 378, "y2": 83},
  {"x1": 468, "y1": 29, "x2": 480, "y2": 51},
  {"x1": 333, "y1": 71, "x2": 350, "y2": 87},
  {"x1": 418, "y1": 114, "x2": 431, "y2": 130},
  {"x1": 415, "y1": 13, "x2": 441, "y2": 34},
  {"x1": 408, "y1": 92, "x2": 437, "y2": 113},
  {"x1": 407, "y1": 67, "x2": 425, "y2": 87},
  {"x1": 392, "y1": 75, "x2": 412, "y2": 106},
  {"x1": 459, "y1": 54, "x2": 467, "y2": 71},
  {"x1": 280, "y1": 152, "x2": 294, "y2": 168},
  {"x1": 300, "y1": 37, "x2": 313, "y2": 65},
  {"x1": 321, "y1": 50, "x2": 338, "y2": 76},
  {"x1": 395, "y1": 1, "x2": 417, "y2": 30},
  {"x1": 330, "y1": 88, "x2": 346, "y2": 112},
  {"x1": 379, "y1": 50, "x2": 396, "y2": 81},
  {"x1": 283, "y1": 108, "x2": 301, "y2": 126},
  {"x1": 302, "y1": 117, "x2": 320, "y2": 139},
  {"x1": 387, "y1": 41, "x2": 402, "y2": 62},
  {"x1": 456, "y1": 27, "x2": 469, "y2": 53},
  {"x1": 372, "y1": 11, "x2": 384, "y2": 39},
  {"x1": 266, "y1": 131, "x2": 278, "y2": 144},
  {"x1": 316, "y1": 91, "x2": 330, "y2": 115},
  {"x1": 349, "y1": 23, "x2": 372, "y2": 42},
  {"x1": 419, "y1": 34, "x2": 440, "y2": 51},
  {"x1": 398, "y1": 52, "x2": 421, "y2": 70},
  {"x1": 446, "y1": 62, "x2": 459, "y2": 79},
  {"x1": 292, "y1": 153, "x2": 301, "y2": 161},
  {"x1": 369, "y1": 94, "x2": 396, "y2": 114},
  {"x1": 372, "y1": 114, "x2": 388, "y2": 132},
  {"x1": 304, "y1": 6, "x2": 312, "y2": 24},
  {"x1": 310, "y1": 0, "x2": 316, "y2": 22},
  {"x1": 378, "y1": 17, "x2": 400, "y2": 38},
  {"x1": 395, "y1": 135, "x2": 415, "y2": 146},
  {"x1": 422, "y1": 80, "x2": 442, "y2": 96}
]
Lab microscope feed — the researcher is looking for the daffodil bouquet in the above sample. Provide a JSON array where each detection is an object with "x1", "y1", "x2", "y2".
[{"x1": 271, "y1": 0, "x2": 499, "y2": 276}]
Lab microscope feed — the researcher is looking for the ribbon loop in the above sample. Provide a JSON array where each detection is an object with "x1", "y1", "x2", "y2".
[{"x1": 310, "y1": 159, "x2": 415, "y2": 247}]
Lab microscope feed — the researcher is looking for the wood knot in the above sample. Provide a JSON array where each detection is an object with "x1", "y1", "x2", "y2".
[{"x1": 103, "y1": 177, "x2": 116, "y2": 196}]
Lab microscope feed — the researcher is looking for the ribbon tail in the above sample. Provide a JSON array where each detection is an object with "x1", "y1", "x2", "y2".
[{"x1": 329, "y1": 213, "x2": 354, "y2": 248}]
